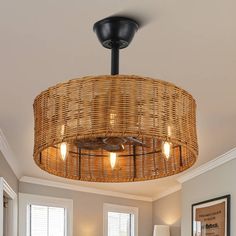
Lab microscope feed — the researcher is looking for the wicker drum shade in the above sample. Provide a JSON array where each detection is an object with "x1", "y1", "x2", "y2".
[{"x1": 33, "y1": 75, "x2": 198, "y2": 182}]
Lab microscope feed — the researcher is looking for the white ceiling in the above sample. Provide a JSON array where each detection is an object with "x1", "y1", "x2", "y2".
[{"x1": 0, "y1": 0, "x2": 236, "y2": 199}]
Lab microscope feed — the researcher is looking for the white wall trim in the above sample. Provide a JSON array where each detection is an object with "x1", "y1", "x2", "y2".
[
  {"x1": 152, "y1": 184, "x2": 182, "y2": 201},
  {"x1": 177, "y1": 147, "x2": 236, "y2": 184},
  {"x1": 2, "y1": 178, "x2": 17, "y2": 200},
  {"x1": 0, "y1": 129, "x2": 21, "y2": 178},
  {"x1": 19, "y1": 193, "x2": 73, "y2": 236},
  {"x1": 20, "y1": 176, "x2": 153, "y2": 202},
  {"x1": 0, "y1": 177, "x2": 18, "y2": 236}
]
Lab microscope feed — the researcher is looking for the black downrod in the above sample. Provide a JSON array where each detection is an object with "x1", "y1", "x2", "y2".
[
  {"x1": 93, "y1": 16, "x2": 139, "y2": 75},
  {"x1": 111, "y1": 44, "x2": 119, "y2": 75}
]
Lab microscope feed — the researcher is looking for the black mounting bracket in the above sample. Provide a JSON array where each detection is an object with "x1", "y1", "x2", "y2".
[{"x1": 93, "y1": 16, "x2": 139, "y2": 75}]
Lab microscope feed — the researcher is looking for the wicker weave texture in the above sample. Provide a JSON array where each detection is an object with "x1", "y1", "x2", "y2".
[{"x1": 33, "y1": 75, "x2": 198, "y2": 182}]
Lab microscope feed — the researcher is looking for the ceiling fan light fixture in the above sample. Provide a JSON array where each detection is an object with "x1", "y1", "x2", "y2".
[{"x1": 33, "y1": 16, "x2": 198, "y2": 182}]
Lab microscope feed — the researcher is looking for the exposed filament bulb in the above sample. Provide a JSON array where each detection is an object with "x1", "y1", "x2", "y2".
[
  {"x1": 60, "y1": 142, "x2": 67, "y2": 161},
  {"x1": 163, "y1": 141, "x2": 171, "y2": 160},
  {"x1": 109, "y1": 152, "x2": 117, "y2": 170}
]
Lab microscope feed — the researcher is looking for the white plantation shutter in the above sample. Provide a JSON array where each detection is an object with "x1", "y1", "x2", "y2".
[
  {"x1": 48, "y1": 207, "x2": 65, "y2": 236},
  {"x1": 30, "y1": 205, "x2": 47, "y2": 236},
  {"x1": 30, "y1": 205, "x2": 65, "y2": 236},
  {"x1": 108, "y1": 212, "x2": 132, "y2": 236}
]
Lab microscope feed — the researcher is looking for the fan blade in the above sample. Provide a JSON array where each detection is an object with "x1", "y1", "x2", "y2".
[{"x1": 125, "y1": 137, "x2": 146, "y2": 146}]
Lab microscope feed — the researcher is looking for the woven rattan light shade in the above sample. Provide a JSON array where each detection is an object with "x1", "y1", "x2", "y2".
[{"x1": 33, "y1": 75, "x2": 198, "y2": 182}]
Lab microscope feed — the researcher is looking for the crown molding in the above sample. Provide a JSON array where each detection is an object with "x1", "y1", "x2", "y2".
[
  {"x1": 0, "y1": 129, "x2": 21, "y2": 178},
  {"x1": 20, "y1": 176, "x2": 153, "y2": 202},
  {"x1": 152, "y1": 147, "x2": 236, "y2": 201},
  {"x1": 1, "y1": 177, "x2": 17, "y2": 199},
  {"x1": 178, "y1": 147, "x2": 236, "y2": 184},
  {"x1": 152, "y1": 184, "x2": 182, "y2": 202},
  {"x1": 20, "y1": 147, "x2": 236, "y2": 202},
  {"x1": 2, "y1": 119, "x2": 235, "y2": 201}
]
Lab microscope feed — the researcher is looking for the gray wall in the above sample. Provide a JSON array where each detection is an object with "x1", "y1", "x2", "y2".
[
  {"x1": 181, "y1": 158, "x2": 236, "y2": 236},
  {"x1": 0, "y1": 151, "x2": 18, "y2": 192},
  {"x1": 152, "y1": 191, "x2": 181, "y2": 236},
  {"x1": 19, "y1": 182, "x2": 153, "y2": 236}
]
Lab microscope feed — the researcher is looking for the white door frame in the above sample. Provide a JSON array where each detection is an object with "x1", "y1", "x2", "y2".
[{"x1": 0, "y1": 177, "x2": 17, "y2": 236}]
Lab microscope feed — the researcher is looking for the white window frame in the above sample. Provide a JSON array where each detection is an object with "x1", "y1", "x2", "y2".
[
  {"x1": 103, "y1": 203, "x2": 138, "y2": 236},
  {"x1": 0, "y1": 177, "x2": 17, "y2": 236},
  {"x1": 19, "y1": 193, "x2": 73, "y2": 236}
]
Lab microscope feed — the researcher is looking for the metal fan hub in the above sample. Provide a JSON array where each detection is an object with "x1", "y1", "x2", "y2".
[
  {"x1": 103, "y1": 137, "x2": 126, "y2": 145},
  {"x1": 75, "y1": 136, "x2": 145, "y2": 152}
]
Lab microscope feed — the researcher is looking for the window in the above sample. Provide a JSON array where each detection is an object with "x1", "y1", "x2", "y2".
[
  {"x1": 19, "y1": 193, "x2": 73, "y2": 236},
  {"x1": 104, "y1": 203, "x2": 138, "y2": 236},
  {"x1": 108, "y1": 212, "x2": 132, "y2": 236},
  {"x1": 30, "y1": 205, "x2": 65, "y2": 236}
]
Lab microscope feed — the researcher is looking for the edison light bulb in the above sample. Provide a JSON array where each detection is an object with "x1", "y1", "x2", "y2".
[
  {"x1": 110, "y1": 113, "x2": 116, "y2": 127},
  {"x1": 109, "y1": 152, "x2": 117, "y2": 170},
  {"x1": 163, "y1": 141, "x2": 171, "y2": 159},
  {"x1": 60, "y1": 142, "x2": 67, "y2": 161},
  {"x1": 167, "y1": 126, "x2": 171, "y2": 136}
]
